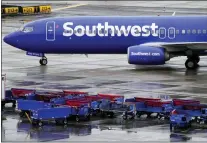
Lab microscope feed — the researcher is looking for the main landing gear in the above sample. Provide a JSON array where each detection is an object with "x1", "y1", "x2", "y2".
[
  {"x1": 185, "y1": 56, "x2": 200, "y2": 70},
  {"x1": 39, "y1": 56, "x2": 48, "y2": 66}
]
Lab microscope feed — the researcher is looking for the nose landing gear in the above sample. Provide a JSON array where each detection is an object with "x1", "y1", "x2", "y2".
[{"x1": 39, "y1": 56, "x2": 48, "y2": 66}]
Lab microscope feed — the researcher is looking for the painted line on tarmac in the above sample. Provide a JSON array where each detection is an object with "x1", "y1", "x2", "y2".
[{"x1": 52, "y1": 4, "x2": 88, "y2": 12}]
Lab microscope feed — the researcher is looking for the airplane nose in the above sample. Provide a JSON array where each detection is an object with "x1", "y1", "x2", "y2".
[{"x1": 3, "y1": 32, "x2": 19, "y2": 47}]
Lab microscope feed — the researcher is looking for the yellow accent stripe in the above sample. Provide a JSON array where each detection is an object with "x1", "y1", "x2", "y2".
[
  {"x1": 52, "y1": 4, "x2": 87, "y2": 12},
  {"x1": 25, "y1": 112, "x2": 32, "y2": 124}
]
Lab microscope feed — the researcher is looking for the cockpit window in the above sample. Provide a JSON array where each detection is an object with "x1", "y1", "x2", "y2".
[
  {"x1": 19, "y1": 25, "x2": 24, "y2": 31},
  {"x1": 19, "y1": 25, "x2": 33, "y2": 33},
  {"x1": 22, "y1": 27, "x2": 33, "y2": 33}
]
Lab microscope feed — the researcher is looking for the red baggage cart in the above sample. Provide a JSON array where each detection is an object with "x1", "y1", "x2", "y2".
[
  {"x1": 11, "y1": 88, "x2": 35, "y2": 98},
  {"x1": 134, "y1": 97, "x2": 161, "y2": 102},
  {"x1": 173, "y1": 99, "x2": 200, "y2": 106}
]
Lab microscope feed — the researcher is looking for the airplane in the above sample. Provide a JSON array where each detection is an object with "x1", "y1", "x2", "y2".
[{"x1": 3, "y1": 15, "x2": 207, "y2": 69}]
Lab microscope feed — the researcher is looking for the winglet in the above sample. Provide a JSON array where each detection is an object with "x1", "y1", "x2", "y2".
[{"x1": 172, "y1": 12, "x2": 176, "y2": 16}]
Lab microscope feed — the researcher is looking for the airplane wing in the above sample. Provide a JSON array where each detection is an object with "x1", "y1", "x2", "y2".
[{"x1": 140, "y1": 42, "x2": 207, "y2": 52}]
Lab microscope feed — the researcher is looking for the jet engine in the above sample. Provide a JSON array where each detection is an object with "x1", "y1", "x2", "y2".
[{"x1": 127, "y1": 45, "x2": 170, "y2": 65}]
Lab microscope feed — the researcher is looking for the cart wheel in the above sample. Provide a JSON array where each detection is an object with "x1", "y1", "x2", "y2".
[
  {"x1": 199, "y1": 120, "x2": 205, "y2": 125},
  {"x1": 123, "y1": 115, "x2": 127, "y2": 120},
  {"x1": 196, "y1": 118, "x2": 200, "y2": 123},
  {"x1": 147, "y1": 113, "x2": 151, "y2": 118},
  {"x1": 109, "y1": 112, "x2": 114, "y2": 118},
  {"x1": 76, "y1": 116, "x2": 80, "y2": 122},
  {"x1": 38, "y1": 121, "x2": 43, "y2": 127},
  {"x1": 63, "y1": 119, "x2": 68, "y2": 125}
]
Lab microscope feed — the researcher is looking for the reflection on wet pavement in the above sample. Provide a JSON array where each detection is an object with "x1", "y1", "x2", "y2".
[{"x1": 2, "y1": 111, "x2": 207, "y2": 142}]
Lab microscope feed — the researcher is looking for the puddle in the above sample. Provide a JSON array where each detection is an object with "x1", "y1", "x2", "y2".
[{"x1": 16, "y1": 122, "x2": 93, "y2": 142}]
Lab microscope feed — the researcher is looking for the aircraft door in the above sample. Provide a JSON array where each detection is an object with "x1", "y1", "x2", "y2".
[
  {"x1": 46, "y1": 21, "x2": 55, "y2": 41},
  {"x1": 168, "y1": 27, "x2": 175, "y2": 39}
]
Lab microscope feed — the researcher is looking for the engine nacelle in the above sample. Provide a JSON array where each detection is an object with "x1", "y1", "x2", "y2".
[{"x1": 127, "y1": 45, "x2": 170, "y2": 65}]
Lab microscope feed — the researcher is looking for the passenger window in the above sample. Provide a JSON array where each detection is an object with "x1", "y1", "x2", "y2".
[
  {"x1": 182, "y1": 30, "x2": 185, "y2": 34},
  {"x1": 192, "y1": 29, "x2": 196, "y2": 34},
  {"x1": 198, "y1": 29, "x2": 201, "y2": 34},
  {"x1": 160, "y1": 29, "x2": 165, "y2": 34},
  {"x1": 187, "y1": 30, "x2": 191, "y2": 34},
  {"x1": 176, "y1": 30, "x2": 179, "y2": 34},
  {"x1": 170, "y1": 29, "x2": 174, "y2": 34},
  {"x1": 203, "y1": 30, "x2": 207, "y2": 34}
]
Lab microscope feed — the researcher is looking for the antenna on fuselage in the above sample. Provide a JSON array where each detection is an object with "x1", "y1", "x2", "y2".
[{"x1": 172, "y1": 11, "x2": 176, "y2": 16}]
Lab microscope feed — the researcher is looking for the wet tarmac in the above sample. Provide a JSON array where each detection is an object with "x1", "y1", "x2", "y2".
[{"x1": 2, "y1": 1, "x2": 207, "y2": 142}]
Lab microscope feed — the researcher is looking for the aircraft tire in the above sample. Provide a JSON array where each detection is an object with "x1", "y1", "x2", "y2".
[
  {"x1": 185, "y1": 59, "x2": 198, "y2": 69},
  {"x1": 39, "y1": 58, "x2": 47, "y2": 66}
]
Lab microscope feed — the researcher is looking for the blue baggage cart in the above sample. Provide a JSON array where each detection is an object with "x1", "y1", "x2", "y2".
[
  {"x1": 99, "y1": 99, "x2": 128, "y2": 118},
  {"x1": 69, "y1": 105, "x2": 91, "y2": 122},
  {"x1": 135, "y1": 100, "x2": 173, "y2": 119},
  {"x1": 31, "y1": 104, "x2": 91, "y2": 126},
  {"x1": 31, "y1": 106, "x2": 72, "y2": 126},
  {"x1": 17, "y1": 99, "x2": 52, "y2": 117},
  {"x1": 170, "y1": 114, "x2": 192, "y2": 131}
]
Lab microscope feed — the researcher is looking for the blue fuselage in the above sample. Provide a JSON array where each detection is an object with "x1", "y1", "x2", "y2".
[{"x1": 3, "y1": 16, "x2": 207, "y2": 54}]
